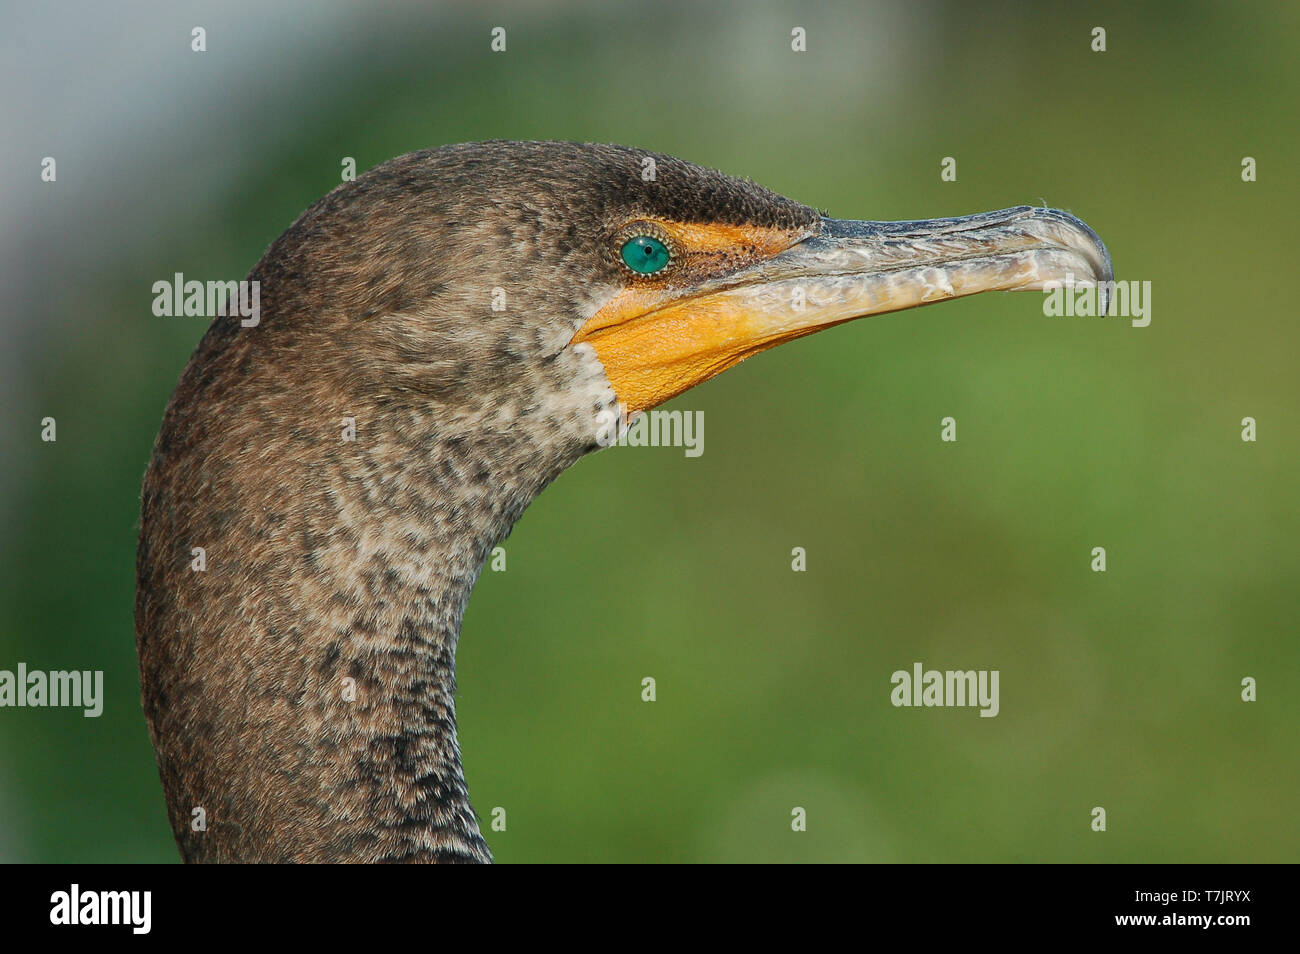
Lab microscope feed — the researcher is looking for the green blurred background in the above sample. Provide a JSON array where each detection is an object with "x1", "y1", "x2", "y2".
[{"x1": 1, "y1": 0, "x2": 1296, "y2": 862}]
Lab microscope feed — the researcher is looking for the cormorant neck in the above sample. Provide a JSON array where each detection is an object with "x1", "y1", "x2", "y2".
[
  {"x1": 139, "y1": 365, "x2": 596, "y2": 861},
  {"x1": 345, "y1": 502, "x2": 494, "y2": 864},
  {"x1": 287, "y1": 403, "x2": 583, "y2": 863}
]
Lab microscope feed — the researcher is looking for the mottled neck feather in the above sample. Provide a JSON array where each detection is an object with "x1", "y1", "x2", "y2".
[{"x1": 136, "y1": 315, "x2": 602, "y2": 862}]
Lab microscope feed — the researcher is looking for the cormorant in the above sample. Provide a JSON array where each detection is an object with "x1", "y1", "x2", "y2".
[{"x1": 135, "y1": 141, "x2": 1111, "y2": 863}]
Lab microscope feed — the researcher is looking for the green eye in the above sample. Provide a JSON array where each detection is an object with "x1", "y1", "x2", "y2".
[{"x1": 620, "y1": 234, "x2": 671, "y2": 274}]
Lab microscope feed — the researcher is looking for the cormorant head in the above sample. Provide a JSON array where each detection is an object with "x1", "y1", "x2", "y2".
[{"x1": 241, "y1": 140, "x2": 1110, "y2": 463}]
